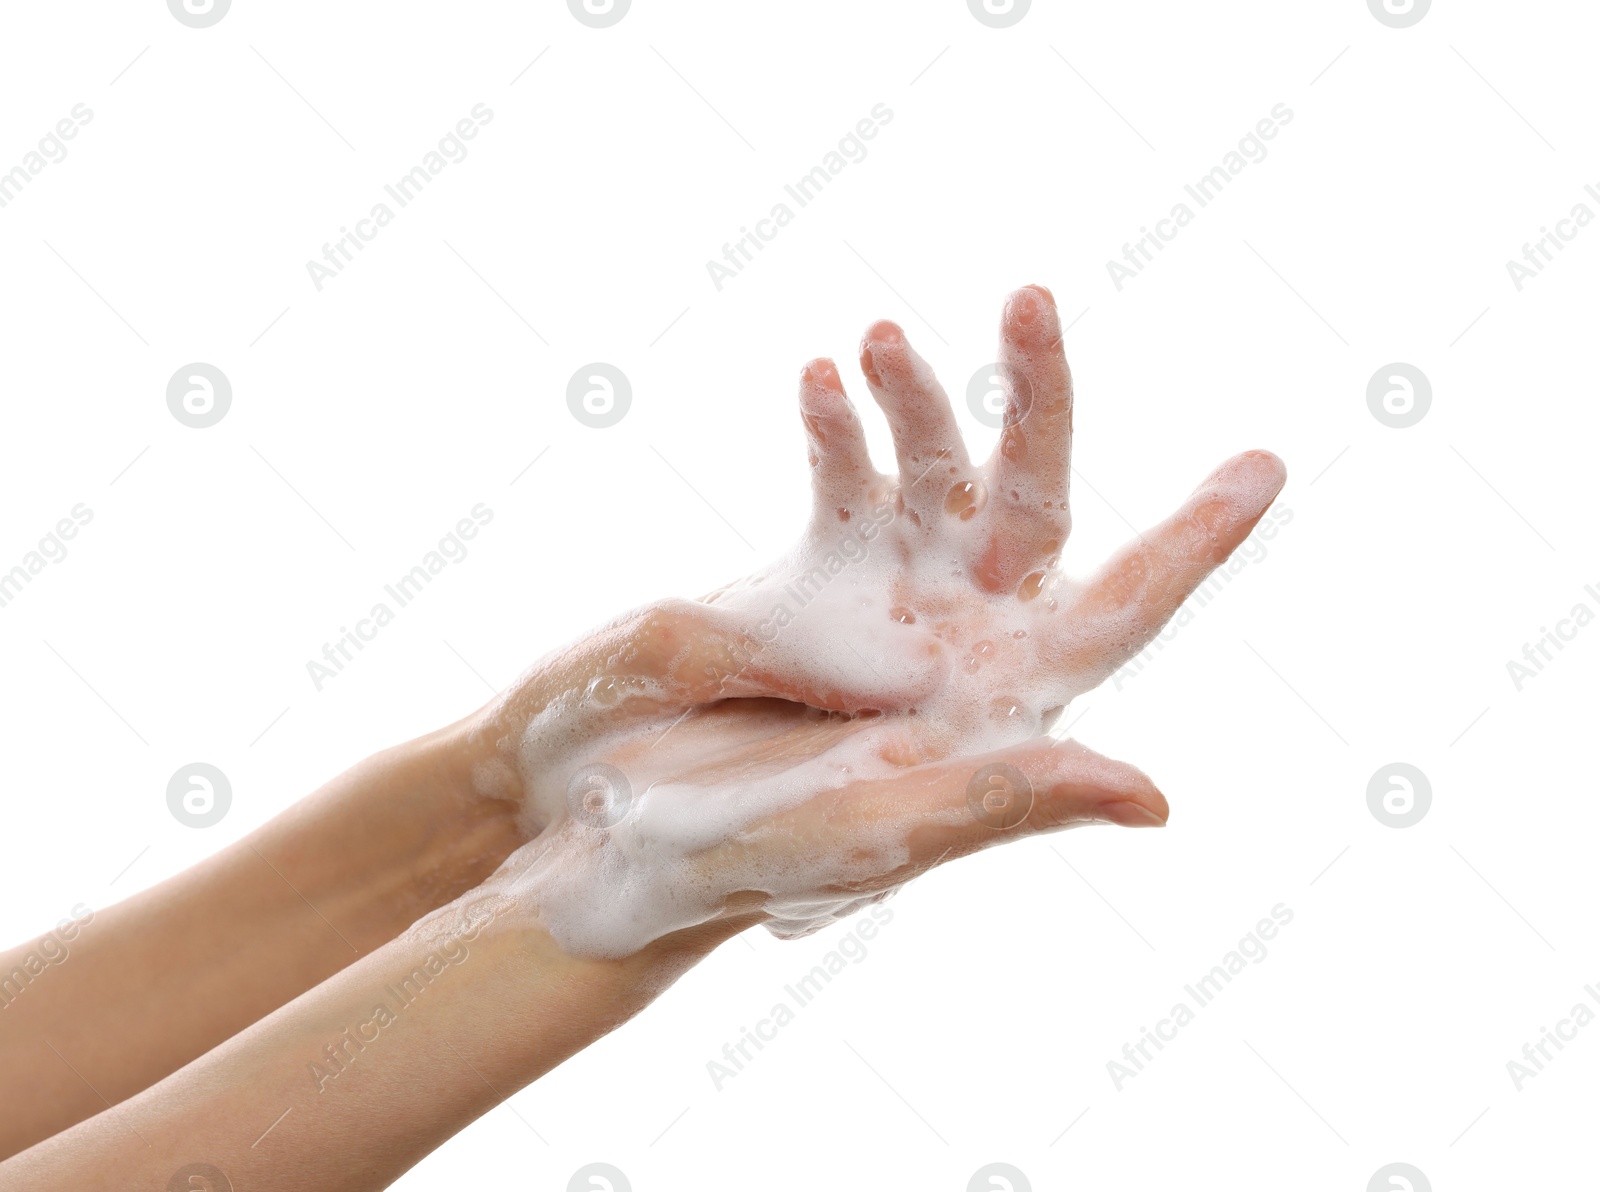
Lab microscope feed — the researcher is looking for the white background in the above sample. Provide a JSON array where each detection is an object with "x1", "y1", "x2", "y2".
[{"x1": 1, "y1": 1, "x2": 1596, "y2": 1189}]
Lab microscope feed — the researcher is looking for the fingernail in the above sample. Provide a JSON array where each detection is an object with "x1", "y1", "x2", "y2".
[
  {"x1": 802, "y1": 358, "x2": 840, "y2": 389},
  {"x1": 1003, "y1": 285, "x2": 1060, "y2": 346},
  {"x1": 863, "y1": 319, "x2": 904, "y2": 347},
  {"x1": 1097, "y1": 800, "x2": 1166, "y2": 827}
]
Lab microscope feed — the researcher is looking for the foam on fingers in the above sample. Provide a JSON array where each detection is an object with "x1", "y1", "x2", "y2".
[
  {"x1": 977, "y1": 285, "x2": 1075, "y2": 591},
  {"x1": 798, "y1": 357, "x2": 877, "y2": 519},
  {"x1": 858, "y1": 319, "x2": 972, "y2": 489},
  {"x1": 478, "y1": 288, "x2": 1276, "y2": 960}
]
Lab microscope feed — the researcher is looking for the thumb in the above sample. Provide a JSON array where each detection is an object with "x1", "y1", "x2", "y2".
[{"x1": 836, "y1": 736, "x2": 1167, "y2": 876}]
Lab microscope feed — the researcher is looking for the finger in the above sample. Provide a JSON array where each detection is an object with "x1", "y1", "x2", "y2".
[
  {"x1": 803, "y1": 736, "x2": 1167, "y2": 886},
  {"x1": 1053, "y1": 450, "x2": 1288, "y2": 684},
  {"x1": 532, "y1": 598, "x2": 748, "y2": 710},
  {"x1": 472, "y1": 599, "x2": 728, "y2": 751},
  {"x1": 600, "y1": 597, "x2": 947, "y2": 716},
  {"x1": 858, "y1": 320, "x2": 972, "y2": 512},
  {"x1": 697, "y1": 736, "x2": 1164, "y2": 924},
  {"x1": 976, "y1": 285, "x2": 1073, "y2": 592},
  {"x1": 701, "y1": 602, "x2": 949, "y2": 715},
  {"x1": 798, "y1": 357, "x2": 879, "y2": 522}
]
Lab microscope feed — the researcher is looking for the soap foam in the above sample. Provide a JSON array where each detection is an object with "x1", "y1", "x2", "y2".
[
  {"x1": 466, "y1": 323, "x2": 1268, "y2": 960},
  {"x1": 467, "y1": 469, "x2": 1128, "y2": 961}
]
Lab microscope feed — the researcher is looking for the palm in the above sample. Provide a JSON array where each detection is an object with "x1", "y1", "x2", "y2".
[{"x1": 483, "y1": 287, "x2": 1285, "y2": 958}]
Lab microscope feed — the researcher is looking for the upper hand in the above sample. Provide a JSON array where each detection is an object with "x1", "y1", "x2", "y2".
[{"x1": 455, "y1": 285, "x2": 1287, "y2": 959}]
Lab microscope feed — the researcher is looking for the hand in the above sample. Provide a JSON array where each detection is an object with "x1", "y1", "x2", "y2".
[
  {"x1": 0, "y1": 286, "x2": 1286, "y2": 1190},
  {"x1": 458, "y1": 285, "x2": 1287, "y2": 958}
]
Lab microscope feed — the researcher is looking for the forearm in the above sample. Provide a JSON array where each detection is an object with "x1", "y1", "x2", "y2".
[
  {"x1": 0, "y1": 718, "x2": 525, "y2": 1158},
  {"x1": 0, "y1": 904, "x2": 706, "y2": 1192}
]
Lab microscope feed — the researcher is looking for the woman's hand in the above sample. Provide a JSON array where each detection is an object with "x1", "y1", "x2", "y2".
[
  {"x1": 0, "y1": 284, "x2": 1286, "y2": 1192},
  {"x1": 455, "y1": 285, "x2": 1287, "y2": 959}
]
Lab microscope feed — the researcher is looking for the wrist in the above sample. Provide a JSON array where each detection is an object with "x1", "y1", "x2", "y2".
[
  {"x1": 267, "y1": 722, "x2": 528, "y2": 949},
  {"x1": 398, "y1": 718, "x2": 529, "y2": 872},
  {"x1": 385, "y1": 897, "x2": 706, "y2": 1083}
]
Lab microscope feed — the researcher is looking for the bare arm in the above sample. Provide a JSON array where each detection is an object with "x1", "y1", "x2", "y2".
[
  {"x1": 0, "y1": 722, "x2": 525, "y2": 1159},
  {"x1": 0, "y1": 284, "x2": 1285, "y2": 1186},
  {"x1": 0, "y1": 896, "x2": 727, "y2": 1192}
]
